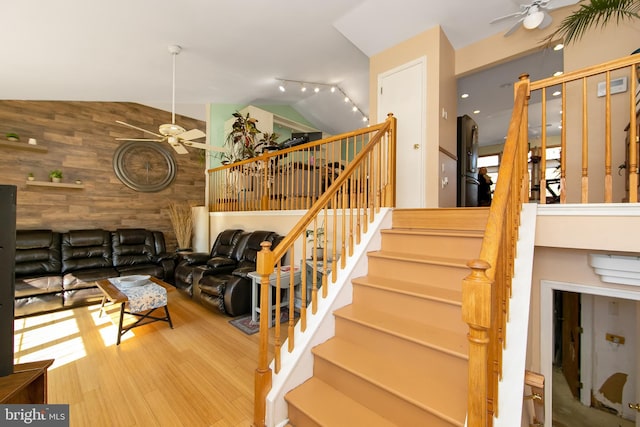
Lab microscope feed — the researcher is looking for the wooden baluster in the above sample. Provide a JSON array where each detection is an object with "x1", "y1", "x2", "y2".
[
  {"x1": 300, "y1": 240, "x2": 307, "y2": 331},
  {"x1": 287, "y1": 247, "x2": 296, "y2": 351},
  {"x1": 581, "y1": 77, "x2": 589, "y2": 203},
  {"x1": 561, "y1": 82, "x2": 567, "y2": 204},
  {"x1": 605, "y1": 71, "x2": 613, "y2": 203},
  {"x1": 629, "y1": 63, "x2": 638, "y2": 203},
  {"x1": 540, "y1": 89, "x2": 547, "y2": 204},
  {"x1": 274, "y1": 261, "x2": 282, "y2": 373}
]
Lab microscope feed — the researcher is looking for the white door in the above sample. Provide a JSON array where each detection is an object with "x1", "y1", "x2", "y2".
[{"x1": 378, "y1": 57, "x2": 426, "y2": 208}]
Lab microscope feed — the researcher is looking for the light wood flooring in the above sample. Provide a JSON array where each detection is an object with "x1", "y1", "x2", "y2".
[{"x1": 13, "y1": 291, "x2": 264, "y2": 427}]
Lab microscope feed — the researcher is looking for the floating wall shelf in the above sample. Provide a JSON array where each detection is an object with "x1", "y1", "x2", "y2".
[
  {"x1": 26, "y1": 181, "x2": 84, "y2": 189},
  {"x1": 1, "y1": 140, "x2": 47, "y2": 153}
]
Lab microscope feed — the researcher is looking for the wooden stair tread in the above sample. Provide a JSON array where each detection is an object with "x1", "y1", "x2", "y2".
[
  {"x1": 334, "y1": 304, "x2": 468, "y2": 359},
  {"x1": 382, "y1": 228, "x2": 484, "y2": 238},
  {"x1": 313, "y1": 337, "x2": 467, "y2": 421},
  {"x1": 286, "y1": 377, "x2": 397, "y2": 426},
  {"x1": 368, "y1": 251, "x2": 469, "y2": 268},
  {"x1": 352, "y1": 275, "x2": 462, "y2": 305}
]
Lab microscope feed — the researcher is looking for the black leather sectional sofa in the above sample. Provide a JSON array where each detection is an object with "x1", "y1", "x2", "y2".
[
  {"x1": 173, "y1": 229, "x2": 282, "y2": 317},
  {"x1": 14, "y1": 228, "x2": 175, "y2": 318}
]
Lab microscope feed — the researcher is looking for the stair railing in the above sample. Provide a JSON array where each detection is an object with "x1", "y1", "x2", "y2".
[
  {"x1": 252, "y1": 114, "x2": 396, "y2": 427},
  {"x1": 464, "y1": 54, "x2": 640, "y2": 426},
  {"x1": 463, "y1": 75, "x2": 531, "y2": 427}
]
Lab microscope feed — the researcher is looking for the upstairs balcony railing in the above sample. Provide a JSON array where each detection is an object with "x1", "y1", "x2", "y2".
[{"x1": 207, "y1": 121, "x2": 392, "y2": 213}]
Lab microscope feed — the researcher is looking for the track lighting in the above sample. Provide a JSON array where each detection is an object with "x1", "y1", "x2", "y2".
[{"x1": 275, "y1": 78, "x2": 369, "y2": 124}]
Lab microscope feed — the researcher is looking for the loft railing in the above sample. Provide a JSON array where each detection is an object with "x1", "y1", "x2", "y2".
[
  {"x1": 251, "y1": 114, "x2": 396, "y2": 427},
  {"x1": 464, "y1": 54, "x2": 640, "y2": 427},
  {"x1": 530, "y1": 54, "x2": 639, "y2": 204},
  {"x1": 207, "y1": 125, "x2": 386, "y2": 212}
]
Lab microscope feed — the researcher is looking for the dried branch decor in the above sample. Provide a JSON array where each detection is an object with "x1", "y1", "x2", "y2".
[{"x1": 168, "y1": 201, "x2": 193, "y2": 250}]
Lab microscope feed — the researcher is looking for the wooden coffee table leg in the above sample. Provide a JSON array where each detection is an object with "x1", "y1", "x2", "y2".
[
  {"x1": 116, "y1": 302, "x2": 126, "y2": 345},
  {"x1": 98, "y1": 296, "x2": 107, "y2": 317},
  {"x1": 164, "y1": 305, "x2": 174, "y2": 328}
]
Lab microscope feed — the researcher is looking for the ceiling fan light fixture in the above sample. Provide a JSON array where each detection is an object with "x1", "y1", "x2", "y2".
[{"x1": 523, "y1": 9, "x2": 544, "y2": 29}]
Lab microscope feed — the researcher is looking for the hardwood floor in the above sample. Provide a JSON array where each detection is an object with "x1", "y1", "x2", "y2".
[{"x1": 13, "y1": 291, "x2": 264, "y2": 426}]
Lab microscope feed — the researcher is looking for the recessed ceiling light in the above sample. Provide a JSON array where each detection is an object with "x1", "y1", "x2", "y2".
[
  {"x1": 461, "y1": 93, "x2": 469, "y2": 99},
  {"x1": 552, "y1": 91, "x2": 561, "y2": 96},
  {"x1": 473, "y1": 110, "x2": 480, "y2": 114},
  {"x1": 554, "y1": 43, "x2": 564, "y2": 51},
  {"x1": 553, "y1": 71, "x2": 563, "y2": 77}
]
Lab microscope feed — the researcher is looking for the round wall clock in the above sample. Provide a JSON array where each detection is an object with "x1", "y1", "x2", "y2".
[{"x1": 113, "y1": 141, "x2": 177, "y2": 192}]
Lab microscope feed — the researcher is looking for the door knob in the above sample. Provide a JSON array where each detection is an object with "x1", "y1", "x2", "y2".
[
  {"x1": 629, "y1": 403, "x2": 640, "y2": 412},
  {"x1": 413, "y1": 144, "x2": 420, "y2": 150}
]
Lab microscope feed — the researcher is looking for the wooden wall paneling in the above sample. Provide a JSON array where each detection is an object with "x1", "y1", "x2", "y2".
[{"x1": 0, "y1": 100, "x2": 206, "y2": 250}]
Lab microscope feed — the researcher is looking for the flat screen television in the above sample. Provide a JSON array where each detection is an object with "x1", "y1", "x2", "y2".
[{"x1": 0, "y1": 185, "x2": 16, "y2": 377}]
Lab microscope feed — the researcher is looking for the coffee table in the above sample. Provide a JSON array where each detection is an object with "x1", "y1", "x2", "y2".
[{"x1": 96, "y1": 276, "x2": 174, "y2": 345}]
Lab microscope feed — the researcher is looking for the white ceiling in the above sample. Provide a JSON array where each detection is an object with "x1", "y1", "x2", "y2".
[{"x1": 1, "y1": 0, "x2": 575, "y2": 143}]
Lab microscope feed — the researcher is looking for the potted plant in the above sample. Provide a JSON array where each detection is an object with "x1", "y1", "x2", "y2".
[
  {"x1": 49, "y1": 169, "x2": 62, "y2": 183},
  {"x1": 221, "y1": 111, "x2": 262, "y2": 164},
  {"x1": 27, "y1": 172, "x2": 35, "y2": 181},
  {"x1": 544, "y1": 0, "x2": 640, "y2": 45},
  {"x1": 168, "y1": 201, "x2": 194, "y2": 252},
  {"x1": 6, "y1": 132, "x2": 20, "y2": 142},
  {"x1": 306, "y1": 223, "x2": 326, "y2": 260}
]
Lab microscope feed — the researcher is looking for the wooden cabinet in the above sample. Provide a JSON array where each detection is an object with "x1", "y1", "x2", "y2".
[{"x1": 0, "y1": 360, "x2": 54, "y2": 404}]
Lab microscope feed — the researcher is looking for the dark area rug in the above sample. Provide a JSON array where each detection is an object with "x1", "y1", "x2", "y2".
[{"x1": 229, "y1": 310, "x2": 299, "y2": 335}]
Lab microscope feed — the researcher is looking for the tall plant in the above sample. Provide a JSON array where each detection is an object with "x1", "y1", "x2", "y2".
[
  {"x1": 168, "y1": 201, "x2": 193, "y2": 250},
  {"x1": 545, "y1": 0, "x2": 640, "y2": 45},
  {"x1": 221, "y1": 111, "x2": 281, "y2": 164}
]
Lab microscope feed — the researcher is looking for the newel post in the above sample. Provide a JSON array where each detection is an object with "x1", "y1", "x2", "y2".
[
  {"x1": 253, "y1": 241, "x2": 275, "y2": 427},
  {"x1": 462, "y1": 259, "x2": 492, "y2": 427}
]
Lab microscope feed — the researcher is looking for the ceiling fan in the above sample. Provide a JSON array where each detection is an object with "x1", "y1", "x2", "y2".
[
  {"x1": 490, "y1": 0, "x2": 579, "y2": 37},
  {"x1": 116, "y1": 45, "x2": 223, "y2": 155}
]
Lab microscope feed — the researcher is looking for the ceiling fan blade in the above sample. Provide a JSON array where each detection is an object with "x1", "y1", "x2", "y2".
[
  {"x1": 115, "y1": 137, "x2": 164, "y2": 142},
  {"x1": 116, "y1": 120, "x2": 163, "y2": 138},
  {"x1": 545, "y1": 0, "x2": 579, "y2": 11},
  {"x1": 504, "y1": 17, "x2": 525, "y2": 37},
  {"x1": 167, "y1": 141, "x2": 189, "y2": 154},
  {"x1": 178, "y1": 128, "x2": 206, "y2": 141},
  {"x1": 538, "y1": 11, "x2": 553, "y2": 29},
  {"x1": 490, "y1": 10, "x2": 525, "y2": 24},
  {"x1": 182, "y1": 141, "x2": 226, "y2": 152}
]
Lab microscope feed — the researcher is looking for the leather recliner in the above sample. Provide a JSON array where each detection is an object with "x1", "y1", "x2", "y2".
[
  {"x1": 111, "y1": 228, "x2": 175, "y2": 281},
  {"x1": 14, "y1": 230, "x2": 64, "y2": 316},
  {"x1": 61, "y1": 229, "x2": 118, "y2": 308},
  {"x1": 173, "y1": 229, "x2": 244, "y2": 296},
  {"x1": 198, "y1": 230, "x2": 283, "y2": 316}
]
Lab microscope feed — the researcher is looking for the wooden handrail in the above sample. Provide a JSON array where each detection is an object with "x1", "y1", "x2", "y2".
[
  {"x1": 463, "y1": 75, "x2": 530, "y2": 427},
  {"x1": 252, "y1": 114, "x2": 396, "y2": 427}
]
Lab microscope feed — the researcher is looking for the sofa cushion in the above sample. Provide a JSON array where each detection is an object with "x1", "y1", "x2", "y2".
[
  {"x1": 14, "y1": 293, "x2": 63, "y2": 318},
  {"x1": 63, "y1": 268, "x2": 119, "y2": 290},
  {"x1": 206, "y1": 257, "x2": 237, "y2": 269},
  {"x1": 111, "y1": 229, "x2": 157, "y2": 267},
  {"x1": 15, "y1": 230, "x2": 62, "y2": 277},
  {"x1": 62, "y1": 229, "x2": 113, "y2": 273},
  {"x1": 15, "y1": 276, "x2": 64, "y2": 298},
  {"x1": 63, "y1": 288, "x2": 104, "y2": 307}
]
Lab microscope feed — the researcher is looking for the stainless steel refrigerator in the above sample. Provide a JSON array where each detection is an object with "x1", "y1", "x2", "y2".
[{"x1": 456, "y1": 115, "x2": 479, "y2": 207}]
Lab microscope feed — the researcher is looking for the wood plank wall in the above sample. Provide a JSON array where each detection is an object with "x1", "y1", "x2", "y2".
[{"x1": 0, "y1": 100, "x2": 206, "y2": 250}]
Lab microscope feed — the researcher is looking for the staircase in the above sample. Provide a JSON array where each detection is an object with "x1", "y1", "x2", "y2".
[{"x1": 285, "y1": 207, "x2": 490, "y2": 426}]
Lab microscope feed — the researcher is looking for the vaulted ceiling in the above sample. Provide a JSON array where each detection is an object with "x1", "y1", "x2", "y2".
[{"x1": 2, "y1": 1, "x2": 576, "y2": 142}]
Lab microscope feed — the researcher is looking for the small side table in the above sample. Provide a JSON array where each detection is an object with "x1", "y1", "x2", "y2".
[
  {"x1": 249, "y1": 266, "x2": 301, "y2": 327},
  {"x1": 300, "y1": 259, "x2": 333, "y2": 307}
]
